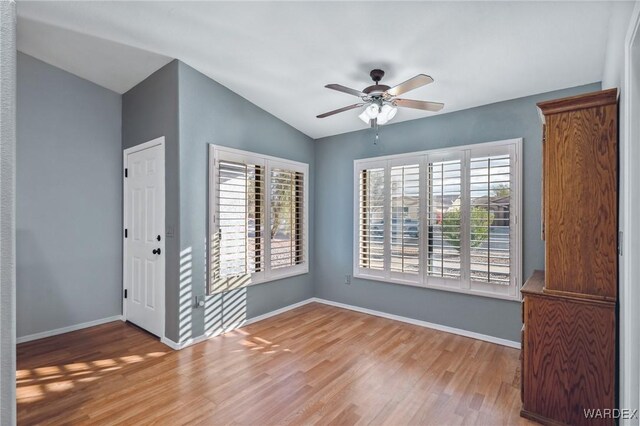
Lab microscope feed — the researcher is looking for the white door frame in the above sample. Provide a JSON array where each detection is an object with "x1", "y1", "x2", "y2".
[
  {"x1": 122, "y1": 137, "x2": 166, "y2": 340},
  {"x1": 621, "y1": 3, "x2": 640, "y2": 422}
]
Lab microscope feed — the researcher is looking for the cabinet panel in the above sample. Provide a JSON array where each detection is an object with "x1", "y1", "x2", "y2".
[
  {"x1": 542, "y1": 97, "x2": 617, "y2": 300},
  {"x1": 522, "y1": 294, "x2": 615, "y2": 426}
]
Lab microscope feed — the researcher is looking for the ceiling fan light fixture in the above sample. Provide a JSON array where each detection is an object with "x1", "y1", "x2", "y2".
[
  {"x1": 364, "y1": 103, "x2": 380, "y2": 120},
  {"x1": 358, "y1": 109, "x2": 371, "y2": 124},
  {"x1": 377, "y1": 104, "x2": 397, "y2": 125}
]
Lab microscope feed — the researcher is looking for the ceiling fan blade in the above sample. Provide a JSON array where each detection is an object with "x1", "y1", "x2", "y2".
[
  {"x1": 316, "y1": 103, "x2": 365, "y2": 118},
  {"x1": 394, "y1": 99, "x2": 444, "y2": 112},
  {"x1": 325, "y1": 84, "x2": 366, "y2": 97},
  {"x1": 386, "y1": 74, "x2": 434, "y2": 97}
]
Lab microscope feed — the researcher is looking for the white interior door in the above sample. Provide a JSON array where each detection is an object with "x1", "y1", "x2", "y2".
[{"x1": 124, "y1": 138, "x2": 165, "y2": 338}]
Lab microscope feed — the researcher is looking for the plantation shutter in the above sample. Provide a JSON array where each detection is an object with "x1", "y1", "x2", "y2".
[
  {"x1": 468, "y1": 150, "x2": 512, "y2": 284},
  {"x1": 269, "y1": 167, "x2": 305, "y2": 269},
  {"x1": 358, "y1": 167, "x2": 386, "y2": 272},
  {"x1": 210, "y1": 159, "x2": 264, "y2": 294},
  {"x1": 390, "y1": 164, "x2": 420, "y2": 274},
  {"x1": 353, "y1": 140, "x2": 520, "y2": 299},
  {"x1": 426, "y1": 157, "x2": 462, "y2": 279}
]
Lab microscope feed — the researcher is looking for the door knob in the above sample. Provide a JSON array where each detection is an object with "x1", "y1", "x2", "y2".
[{"x1": 152, "y1": 248, "x2": 162, "y2": 255}]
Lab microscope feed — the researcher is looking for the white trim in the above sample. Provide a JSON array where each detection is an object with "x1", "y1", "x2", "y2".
[
  {"x1": 17, "y1": 316, "x2": 124, "y2": 344},
  {"x1": 159, "y1": 296, "x2": 519, "y2": 351},
  {"x1": 243, "y1": 298, "x2": 313, "y2": 324},
  {"x1": 353, "y1": 138, "x2": 522, "y2": 302},
  {"x1": 212, "y1": 145, "x2": 308, "y2": 168},
  {"x1": 123, "y1": 137, "x2": 166, "y2": 341},
  {"x1": 160, "y1": 298, "x2": 316, "y2": 350},
  {"x1": 312, "y1": 298, "x2": 520, "y2": 349},
  {"x1": 124, "y1": 137, "x2": 165, "y2": 155},
  {"x1": 159, "y1": 336, "x2": 182, "y2": 350},
  {"x1": 353, "y1": 137, "x2": 521, "y2": 164},
  {"x1": 350, "y1": 273, "x2": 521, "y2": 302},
  {"x1": 621, "y1": 3, "x2": 640, "y2": 423}
]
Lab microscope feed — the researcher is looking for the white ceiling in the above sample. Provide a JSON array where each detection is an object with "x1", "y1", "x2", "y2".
[{"x1": 17, "y1": 1, "x2": 618, "y2": 139}]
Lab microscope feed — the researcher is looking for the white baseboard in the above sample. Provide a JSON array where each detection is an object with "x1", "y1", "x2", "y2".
[
  {"x1": 161, "y1": 298, "x2": 316, "y2": 350},
  {"x1": 161, "y1": 296, "x2": 518, "y2": 351},
  {"x1": 311, "y1": 298, "x2": 520, "y2": 349},
  {"x1": 17, "y1": 315, "x2": 124, "y2": 344},
  {"x1": 16, "y1": 299, "x2": 519, "y2": 350},
  {"x1": 244, "y1": 298, "x2": 315, "y2": 326},
  {"x1": 159, "y1": 336, "x2": 182, "y2": 350}
]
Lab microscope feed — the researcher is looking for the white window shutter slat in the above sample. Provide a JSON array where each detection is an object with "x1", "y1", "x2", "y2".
[
  {"x1": 270, "y1": 168, "x2": 305, "y2": 269},
  {"x1": 358, "y1": 168, "x2": 386, "y2": 271}
]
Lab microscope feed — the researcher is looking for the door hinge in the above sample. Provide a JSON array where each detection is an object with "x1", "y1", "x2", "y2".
[
  {"x1": 619, "y1": 231, "x2": 624, "y2": 256},
  {"x1": 124, "y1": 289, "x2": 128, "y2": 299},
  {"x1": 125, "y1": 168, "x2": 128, "y2": 178},
  {"x1": 124, "y1": 228, "x2": 128, "y2": 238}
]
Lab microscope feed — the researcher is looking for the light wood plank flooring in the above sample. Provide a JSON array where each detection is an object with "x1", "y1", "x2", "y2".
[{"x1": 17, "y1": 303, "x2": 530, "y2": 425}]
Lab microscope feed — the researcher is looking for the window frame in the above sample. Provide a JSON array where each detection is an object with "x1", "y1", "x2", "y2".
[
  {"x1": 208, "y1": 145, "x2": 309, "y2": 293},
  {"x1": 353, "y1": 138, "x2": 523, "y2": 301}
]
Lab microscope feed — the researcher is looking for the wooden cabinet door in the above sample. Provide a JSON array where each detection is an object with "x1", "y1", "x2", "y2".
[
  {"x1": 522, "y1": 295, "x2": 615, "y2": 426},
  {"x1": 543, "y1": 104, "x2": 617, "y2": 300}
]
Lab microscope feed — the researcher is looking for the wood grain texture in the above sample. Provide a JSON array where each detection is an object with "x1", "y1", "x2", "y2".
[
  {"x1": 522, "y1": 292, "x2": 615, "y2": 426},
  {"x1": 523, "y1": 89, "x2": 619, "y2": 425},
  {"x1": 537, "y1": 88, "x2": 617, "y2": 116},
  {"x1": 542, "y1": 95, "x2": 618, "y2": 300},
  {"x1": 17, "y1": 303, "x2": 532, "y2": 426},
  {"x1": 522, "y1": 270, "x2": 615, "y2": 307}
]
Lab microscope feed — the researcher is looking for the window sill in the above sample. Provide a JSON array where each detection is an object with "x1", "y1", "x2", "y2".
[
  {"x1": 353, "y1": 272, "x2": 521, "y2": 302},
  {"x1": 248, "y1": 266, "x2": 310, "y2": 287}
]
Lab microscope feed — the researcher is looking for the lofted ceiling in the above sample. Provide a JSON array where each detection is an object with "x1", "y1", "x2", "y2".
[{"x1": 17, "y1": 1, "x2": 618, "y2": 139}]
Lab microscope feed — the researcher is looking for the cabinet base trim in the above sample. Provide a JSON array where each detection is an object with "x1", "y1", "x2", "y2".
[{"x1": 520, "y1": 409, "x2": 568, "y2": 426}]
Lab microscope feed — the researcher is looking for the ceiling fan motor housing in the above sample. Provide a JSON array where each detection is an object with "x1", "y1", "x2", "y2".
[
  {"x1": 363, "y1": 69, "x2": 390, "y2": 96},
  {"x1": 370, "y1": 69, "x2": 385, "y2": 82},
  {"x1": 363, "y1": 84, "x2": 390, "y2": 96}
]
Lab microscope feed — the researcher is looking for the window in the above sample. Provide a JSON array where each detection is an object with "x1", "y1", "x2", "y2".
[
  {"x1": 358, "y1": 167, "x2": 385, "y2": 271},
  {"x1": 354, "y1": 139, "x2": 522, "y2": 300},
  {"x1": 390, "y1": 163, "x2": 420, "y2": 275},
  {"x1": 270, "y1": 167, "x2": 304, "y2": 269},
  {"x1": 209, "y1": 145, "x2": 308, "y2": 294}
]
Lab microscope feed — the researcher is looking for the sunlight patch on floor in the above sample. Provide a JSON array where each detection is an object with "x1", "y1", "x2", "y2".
[{"x1": 17, "y1": 350, "x2": 169, "y2": 404}]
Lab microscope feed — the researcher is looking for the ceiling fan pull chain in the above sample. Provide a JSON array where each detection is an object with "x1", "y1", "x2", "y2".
[{"x1": 373, "y1": 119, "x2": 379, "y2": 145}]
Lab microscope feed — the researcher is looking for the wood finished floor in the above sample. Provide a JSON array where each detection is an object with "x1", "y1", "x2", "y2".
[{"x1": 17, "y1": 303, "x2": 531, "y2": 426}]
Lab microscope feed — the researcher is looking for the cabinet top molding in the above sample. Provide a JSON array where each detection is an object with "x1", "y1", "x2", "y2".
[{"x1": 537, "y1": 88, "x2": 618, "y2": 117}]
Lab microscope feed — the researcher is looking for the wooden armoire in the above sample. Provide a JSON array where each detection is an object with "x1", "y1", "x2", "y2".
[{"x1": 520, "y1": 89, "x2": 618, "y2": 425}]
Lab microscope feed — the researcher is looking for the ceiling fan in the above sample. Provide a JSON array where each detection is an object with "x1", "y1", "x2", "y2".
[{"x1": 316, "y1": 69, "x2": 444, "y2": 127}]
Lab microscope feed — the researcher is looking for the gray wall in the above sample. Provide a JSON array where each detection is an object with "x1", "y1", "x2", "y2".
[
  {"x1": 313, "y1": 83, "x2": 601, "y2": 342},
  {"x1": 121, "y1": 60, "x2": 315, "y2": 343},
  {"x1": 122, "y1": 60, "x2": 181, "y2": 341},
  {"x1": 177, "y1": 62, "x2": 315, "y2": 342},
  {"x1": 17, "y1": 51, "x2": 602, "y2": 345},
  {"x1": 16, "y1": 53, "x2": 122, "y2": 337}
]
